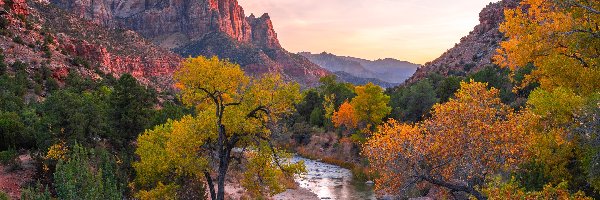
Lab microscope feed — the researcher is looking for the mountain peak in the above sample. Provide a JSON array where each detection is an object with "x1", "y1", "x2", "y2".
[{"x1": 48, "y1": 0, "x2": 329, "y2": 86}]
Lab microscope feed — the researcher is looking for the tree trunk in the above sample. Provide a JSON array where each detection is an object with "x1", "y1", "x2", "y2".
[
  {"x1": 215, "y1": 122, "x2": 230, "y2": 200},
  {"x1": 216, "y1": 145, "x2": 231, "y2": 200},
  {"x1": 204, "y1": 171, "x2": 216, "y2": 200},
  {"x1": 422, "y1": 175, "x2": 487, "y2": 200}
]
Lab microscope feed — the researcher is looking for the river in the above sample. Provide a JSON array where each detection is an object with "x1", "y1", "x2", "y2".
[{"x1": 291, "y1": 156, "x2": 377, "y2": 200}]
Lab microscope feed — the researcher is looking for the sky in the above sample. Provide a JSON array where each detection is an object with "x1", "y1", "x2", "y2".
[{"x1": 239, "y1": 0, "x2": 497, "y2": 65}]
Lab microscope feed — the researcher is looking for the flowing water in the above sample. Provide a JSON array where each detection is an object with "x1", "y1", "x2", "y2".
[{"x1": 292, "y1": 156, "x2": 377, "y2": 200}]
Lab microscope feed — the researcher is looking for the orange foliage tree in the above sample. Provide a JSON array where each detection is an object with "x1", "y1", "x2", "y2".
[
  {"x1": 494, "y1": 0, "x2": 600, "y2": 95},
  {"x1": 332, "y1": 101, "x2": 358, "y2": 130},
  {"x1": 363, "y1": 81, "x2": 538, "y2": 200}
]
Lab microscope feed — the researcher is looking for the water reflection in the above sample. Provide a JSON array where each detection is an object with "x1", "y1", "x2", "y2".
[{"x1": 292, "y1": 157, "x2": 376, "y2": 200}]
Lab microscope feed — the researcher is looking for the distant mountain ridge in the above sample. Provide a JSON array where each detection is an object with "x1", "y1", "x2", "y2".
[
  {"x1": 333, "y1": 71, "x2": 399, "y2": 88},
  {"x1": 299, "y1": 52, "x2": 418, "y2": 86},
  {"x1": 48, "y1": 0, "x2": 329, "y2": 86}
]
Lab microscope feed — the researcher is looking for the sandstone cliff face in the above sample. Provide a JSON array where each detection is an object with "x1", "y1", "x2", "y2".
[
  {"x1": 48, "y1": 0, "x2": 251, "y2": 47},
  {"x1": 406, "y1": 0, "x2": 520, "y2": 84},
  {"x1": 0, "y1": 0, "x2": 181, "y2": 91},
  {"x1": 49, "y1": 0, "x2": 282, "y2": 51},
  {"x1": 48, "y1": 0, "x2": 328, "y2": 86},
  {"x1": 248, "y1": 13, "x2": 281, "y2": 49}
]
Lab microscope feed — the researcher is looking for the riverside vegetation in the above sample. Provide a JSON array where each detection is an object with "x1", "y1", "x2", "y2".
[{"x1": 0, "y1": 0, "x2": 599, "y2": 199}]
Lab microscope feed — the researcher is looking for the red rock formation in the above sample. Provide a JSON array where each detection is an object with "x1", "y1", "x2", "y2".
[
  {"x1": 406, "y1": 0, "x2": 520, "y2": 84},
  {"x1": 248, "y1": 13, "x2": 281, "y2": 49},
  {"x1": 47, "y1": 0, "x2": 330, "y2": 86},
  {"x1": 48, "y1": 0, "x2": 262, "y2": 48},
  {"x1": 0, "y1": 0, "x2": 182, "y2": 90}
]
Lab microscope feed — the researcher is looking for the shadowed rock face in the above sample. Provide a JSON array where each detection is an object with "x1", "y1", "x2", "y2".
[
  {"x1": 48, "y1": 0, "x2": 329, "y2": 86},
  {"x1": 406, "y1": 0, "x2": 520, "y2": 84}
]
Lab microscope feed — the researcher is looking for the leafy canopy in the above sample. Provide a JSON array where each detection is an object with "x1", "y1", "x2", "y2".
[
  {"x1": 364, "y1": 81, "x2": 537, "y2": 199},
  {"x1": 134, "y1": 56, "x2": 304, "y2": 199}
]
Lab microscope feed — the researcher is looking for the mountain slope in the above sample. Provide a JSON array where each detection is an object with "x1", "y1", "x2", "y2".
[
  {"x1": 300, "y1": 52, "x2": 418, "y2": 84},
  {"x1": 48, "y1": 0, "x2": 329, "y2": 86},
  {"x1": 0, "y1": 0, "x2": 181, "y2": 91},
  {"x1": 406, "y1": 0, "x2": 519, "y2": 84}
]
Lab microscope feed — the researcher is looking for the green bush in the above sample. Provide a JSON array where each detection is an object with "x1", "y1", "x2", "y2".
[
  {"x1": 0, "y1": 191, "x2": 9, "y2": 200},
  {"x1": 20, "y1": 182, "x2": 52, "y2": 200},
  {"x1": 0, "y1": 111, "x2": 31, "y2": 150},
  {"x1": 12, "y1": 36, "x2": 24, "y2": 45},
  {"x1": 0, "y1": 149, "x2": 17, "y2": 165},
  {"x1": 54, "y1": 144, "x2": 123, "y2": 200},
  {"x1": 0, "y1": 149, "x2": 19, "y2": 171}
]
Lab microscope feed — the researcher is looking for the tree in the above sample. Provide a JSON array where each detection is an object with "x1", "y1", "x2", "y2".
[
  {"x1": 363, "y1": 81, "x2": 537, "y2": 199},
  {"x1": 109, "y1": 74, "x2": 156, "y2": 148},
  {"x1": 0, "y1": 112, "x2": 24, "y2": 150},
  {"x1": 318, "y1": 75, "x2": 356, "y2": 107},
  {"x1": 350, "y1": 82, "x2": 391, "y2": 129},
  {"x1": 482, "y1": 178, "x2": 591, "y2": 200},
  {"x1": 332, "y1": 101, "x2": 358, "y2": 131},
  {"x1": 496, "y1": 1, "x2": 600, "y2": 195},
  {"x1": 133, "y1": 56, "x2": 305, "y2": 200},
  {"x1": 401, "y1": 80, "x2": 438, "y2": 122},
  {"x1": 39, "y1": 89, "x2": 111, "y2": 149},
  {"x1": 435, "y1": 75, "x2": 462, "y2": 102},
  {"x1": 296, "y1": 89, "x2": 323, "y2": 123},
  {"x1": 309, "y1": 107, "x2": 324, "y2": 127},
  {"x1": 468, "y1": 65, "x2": 515, "y2": 104},
  {"x1": 495, "y1": 0, "x2": 600, "y2": 96}
]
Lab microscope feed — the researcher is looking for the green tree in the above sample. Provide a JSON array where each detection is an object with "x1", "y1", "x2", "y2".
[
  {"x1": 435, "y1": 76, "x2": 462, "y2": 102},
  {"x1": 296, "y1": 89, "x2": 324, "y2": 123},
  {"x1": 468, "y1": 65, "x2": 515, "y2": 104},
  {"x1": 309, "y1": 107, "x2": 324, "y2": 127},
  {"x1": 109, "y1": 74, "x2": 156, "y2": 148},
  {"x1": 39, "y1": 89, "x2": 111, "y2": 149},
  {"x1": 318, "y1": 75, "x2": 356, "y2": 107},
  {"x1": 0, "y1": 111, "x2": 25, "y2": 150}
]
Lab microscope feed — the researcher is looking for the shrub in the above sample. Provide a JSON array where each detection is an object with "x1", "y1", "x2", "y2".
[
  {"x1": 0, "y1": 191, "x2": 9, "y2": 200},
  {"x1": 12, "y1": 36, "x2": 24, "y2": 45},
  {"x1": 0, "y1": 149, "x2": 19, "y2": 171},
  {"x1": 53, "y1": 144, "x2": 123, "y2": 200},
  {"x1": 20, "y1": 182, "x2": 52, "y2": 200}
]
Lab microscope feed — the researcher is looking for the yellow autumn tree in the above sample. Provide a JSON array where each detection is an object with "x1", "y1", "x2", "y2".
[
  {"x1": 495, "y1": 0, "x2": 600, "y2": 95},
  {"x1": 496, "y1": 0, "x2": 600, "y2": 193},
  {"x1": 350, "y1": 82, "x2": 391, "y2": 129},
  {"x1": 363, "y1": 81, "x2": 537, "y2": 200},
  {"x1": 133, "y1": 56, "x2": 305, "y2": 200}
]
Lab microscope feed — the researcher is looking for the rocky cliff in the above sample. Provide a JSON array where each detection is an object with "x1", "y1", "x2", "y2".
[
  {"x1": 0, "y1": 0, "x2": 181, "y2": 92},
  {"x1": 406, "y1": 0, "x2": 520, "y2": 84},
  {"x1": 48, "y1": 0, "x2": 329, "y2": 86}
]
